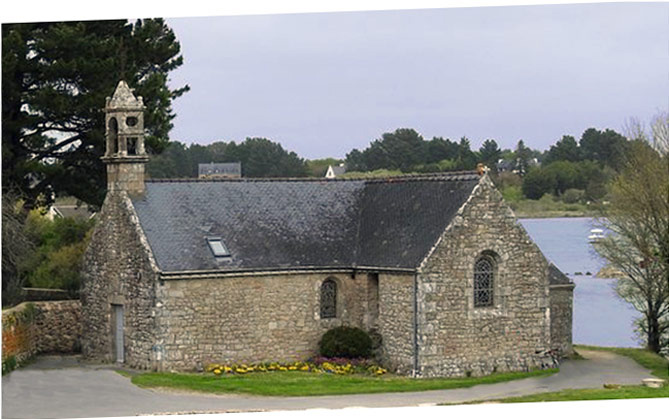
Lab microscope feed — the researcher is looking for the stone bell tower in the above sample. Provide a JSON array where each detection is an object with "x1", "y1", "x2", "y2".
[{"x1": 101, "y1": 80, "x2": 149, "y2": 195}]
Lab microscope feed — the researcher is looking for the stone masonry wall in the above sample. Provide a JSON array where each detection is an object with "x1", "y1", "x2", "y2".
[
  {"x1": 80, "y1": 191, "x2": 159, "y2": 369},
  {"x1": 153, "y1": 272, "x2": 369, "y2": 371},
  {"x1": 106, "y1": 161, "x2": 147, "y2": 194},
  {"x1": 549, "y1": 285, "x2": 574, "y2": 356},
  {"x1": 417, "y1": 176, "x2": 553, "y2": 377},
  {"x1": 2, "y1": 300, "x2": 81, "y2": 368},
  {"x1": 33, "y1": 300, "x2": 81, "y2": 354},
  {"x1": 376, "y1": 273, "x2": 415, "y2": 374}
]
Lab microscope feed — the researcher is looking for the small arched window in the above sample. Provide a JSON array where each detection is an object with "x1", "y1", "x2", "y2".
[
  {"x1": 474, "y1": 255, "x2": 495, "y2": 307},
  {"x1": 320, "y1": 279, "x2": 337, "y2": 319}
]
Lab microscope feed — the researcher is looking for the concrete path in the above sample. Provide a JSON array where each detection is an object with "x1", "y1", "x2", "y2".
[{"x1": 1, "y1": 349, "x2": 653, "y2": 418}]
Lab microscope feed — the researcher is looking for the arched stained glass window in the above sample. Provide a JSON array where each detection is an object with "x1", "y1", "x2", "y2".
[
  {"x1": 320, "y1": 279, "x2": 337, "y2": 319},
  {"x1": 474, "y1": 256, "x2": 494, "y2": 307}
]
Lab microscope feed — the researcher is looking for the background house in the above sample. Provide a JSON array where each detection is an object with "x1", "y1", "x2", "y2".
[
  {"x1": 325, "y1": 163, "x2": 346, "y2": 179},
  {"x1": 198, "y1": 162, "x2": 242, "y2": 179},
  {"x1": 47, "y1": 196, "x2": 97, "y2": 221}
]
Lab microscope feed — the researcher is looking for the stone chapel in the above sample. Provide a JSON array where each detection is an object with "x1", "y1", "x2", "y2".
[{"x1": 80, "y1": 81, "x2": 574, "y2": 377}]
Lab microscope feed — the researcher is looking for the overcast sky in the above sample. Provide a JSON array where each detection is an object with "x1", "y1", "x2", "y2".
[{"x1": 165, "y1": 3, "x2": 668, "y2": 159}]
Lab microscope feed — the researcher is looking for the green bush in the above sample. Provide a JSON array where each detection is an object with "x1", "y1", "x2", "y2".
[
  {"x1": 501, "y1": 185, "x2": 523, "y2": 203},
  {"x1": 319, "y1": 326, "x2": 373, "y2": 358},
  {"x1": 2, "y1": 356, "x2": 17, "y2": 375},
  {"x1": 561, "y1": 188, "x2": 585, "y2": 204},
  {"x1": 522, "y1": 167, "x2": 557, "y2": 199}
]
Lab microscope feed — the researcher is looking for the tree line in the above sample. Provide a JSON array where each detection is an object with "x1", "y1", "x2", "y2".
[{"x1": 147, "y1": 138, "x2": 310, "y2": 179}]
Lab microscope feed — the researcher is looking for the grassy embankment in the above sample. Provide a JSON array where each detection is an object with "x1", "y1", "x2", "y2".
[
  {"x1": 500, "y1": 186, "x2": 598, "y2": 218},
  {"x1": 129, "y1": 368, "x2": 557, "y2": 397},
  {"x1": 487, "y1": 345, "x2": 669, "y2": 403},
  {"x1": 508, "y1": 199, "x2": 594, "y2": 218}
]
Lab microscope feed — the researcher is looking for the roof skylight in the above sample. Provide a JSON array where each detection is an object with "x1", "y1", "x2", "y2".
[{"x1": 207, "y1": 237, "x2": 230, "y2": 258}]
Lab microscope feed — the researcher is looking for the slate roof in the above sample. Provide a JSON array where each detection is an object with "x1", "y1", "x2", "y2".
[{"x1": 131, "y1": 172, "x2": 481, "y2": 273}]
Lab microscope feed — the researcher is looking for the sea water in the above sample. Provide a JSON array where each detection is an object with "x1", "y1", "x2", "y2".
[{"x1": 520, "y1": 217, "x2": 639, "y2": 348}]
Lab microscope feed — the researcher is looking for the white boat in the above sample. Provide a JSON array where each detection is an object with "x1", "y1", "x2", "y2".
[{"x1": 588, "y1": 228, "x2": 605, "y2": 242}]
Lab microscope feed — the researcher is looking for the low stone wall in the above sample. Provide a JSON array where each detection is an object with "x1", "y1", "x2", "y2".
[
  {"x1": 33, "y1": 300, "x2": 82, "y2": 354},
  {"x1": 2, "y1": 303, "x2": 39, "y2": 369},
  {"x1": 2, "y1": 300, "x2": 82, "y2": 370}
]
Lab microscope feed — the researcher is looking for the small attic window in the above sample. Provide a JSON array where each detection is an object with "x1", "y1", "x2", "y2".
[{"x1": 207, "y1": 237, "x2": 230, "y2": 257}]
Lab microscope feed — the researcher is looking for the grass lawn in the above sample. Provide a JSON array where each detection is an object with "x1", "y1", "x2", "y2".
[
  {"x1": 130, "y1": 368, "x2": 557, "y2": 397},
  {"x1": 495, "y1": 385, "x2": 669, "y2": 403},
  {"x1": 481, "y1": 345, "x2": 669, "y2": 403}
]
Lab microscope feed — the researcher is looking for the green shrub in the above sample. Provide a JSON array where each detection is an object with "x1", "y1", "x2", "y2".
[
  {"x1": 496, "y1": 171, "x2": 522, "y2": 189},
  {"x1": 501, "y1": 185, "x2": 523, "y2": 203},
  {"x1": 319, "y1": 326, "x2": 373, "y2": 358},
  {"x1": 522, "y1": 167, "x2": 557, "y2": 199},
  {"x1": 340, "y1": 169, "x2": 407, "y2": 178},
  {"x1": 2, "y1": 356, "x2": 17, "y2": 375},
  {"x1": 561, "y1": 188, "x2": 585, "y2": 204}
]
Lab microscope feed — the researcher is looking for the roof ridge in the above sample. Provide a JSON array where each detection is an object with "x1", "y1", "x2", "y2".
[{"x1": 146, "y1": 170, "x2": 481, "y2": 184}]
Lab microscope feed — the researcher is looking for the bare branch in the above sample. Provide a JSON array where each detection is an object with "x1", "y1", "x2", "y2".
[{"x1": 27, "y1": 134, "x2": 83, "y2": 161}]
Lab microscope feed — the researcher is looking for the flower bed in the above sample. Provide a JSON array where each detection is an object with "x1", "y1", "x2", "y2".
[{"x1": 205, "y1": 357, "x2": 387, "y2": 376}]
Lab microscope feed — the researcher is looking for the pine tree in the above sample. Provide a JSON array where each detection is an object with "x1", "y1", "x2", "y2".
[{"x1": 2, "y1": 19, "x2": 189, "y2": 207}]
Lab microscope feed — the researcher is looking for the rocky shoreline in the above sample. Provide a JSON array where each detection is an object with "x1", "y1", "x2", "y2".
[{"x1": 595, "y1": 265, "x2": 624, "y2": 279}]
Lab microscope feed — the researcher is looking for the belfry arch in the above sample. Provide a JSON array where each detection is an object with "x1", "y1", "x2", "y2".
[{"x1": 107, "y1": 117, "x2": 119, "y2": 156}]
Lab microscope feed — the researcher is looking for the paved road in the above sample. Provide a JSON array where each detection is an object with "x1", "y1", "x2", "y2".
[{"x1": 1, "y1": 349, "x2": 653, "y2": 418}]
